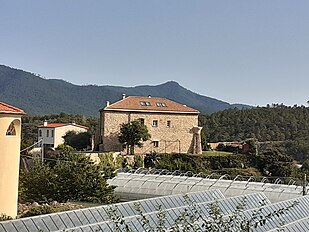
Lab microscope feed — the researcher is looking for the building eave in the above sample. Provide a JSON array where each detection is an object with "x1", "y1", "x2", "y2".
[{"x1": 101, "y1": 108, "x2": 200, "y2": 114}]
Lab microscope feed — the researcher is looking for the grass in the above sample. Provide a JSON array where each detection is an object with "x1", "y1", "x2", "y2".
[
  {"x1": 202, "y1": 151, "x2": 235, "y2": 156},
  {"x1": 69, "y1": 201, "x2": 103, "y2": 208}
]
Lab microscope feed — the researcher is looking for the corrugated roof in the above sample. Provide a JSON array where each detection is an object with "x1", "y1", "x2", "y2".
[
  {"x1": 38, "y1": 123, "x2": 88, "y2": 130},
  {"x1": 0, "y1": 102, "x2": 25, "y2": 115},
  {"x1": 102, "y1": 96, "x2": 199, "y2": 114}
]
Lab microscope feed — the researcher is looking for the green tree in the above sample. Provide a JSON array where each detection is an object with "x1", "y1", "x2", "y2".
[
  {"x1": 118, "y1": 121, "x2": 151, "y2": 155},
  {"x1": 63, "y1": 131, "x2": 91, "y2": 150},
  {"x1": 19, "y1": 152, "x2": 117, "y2": 204},
  {"x1": 301, "y1": 160, "x2": 309, "y2": 171}
]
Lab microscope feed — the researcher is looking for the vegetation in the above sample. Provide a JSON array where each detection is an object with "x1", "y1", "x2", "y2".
[
  {"x1": 21, "y1": 113, "x2": 98, "y2": 151},
  {"x1": 118, "y1": 121, "x2": 151, "y2": 155},
  {"x1": 63, "y1": 130, "x2": 92, "y2": 150},
  {"x1": 0, "y1": 214, "x2": 12, "y2": 222},
  {"x1": 200, "y1": 104, "x2": 309, "y2": 142},
  {"x1": 20, "y1": 205, "x2": 64, "y2": 218},
  {"x1": 98, "y1": 153, "x2": 125, "y2": 178},
  {"x1": 1, "y1": 64, "x2": 246, "y2": 116},
  {"x1": 147, "y1": 148, "x2": 298, "y2": 178},
  {"x1": 200, "y1": 105, "x2": 309, "y2": 163},
  {"x1": 202, "y1": 151, "x2": 234, "y2": 156},
  {"x1": 19, "y1": 149, "x2": 117, "y2": 204}
]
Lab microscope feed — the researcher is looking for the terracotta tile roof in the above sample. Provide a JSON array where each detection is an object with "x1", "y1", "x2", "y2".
[
  {"x1": 0, "y1": 102, "x2": 25, "y2": 115},
  {"x1": 103, "y1": 96, "x2": 199, "y2": 114},
  {"x1": 38, "y1": 123, "x2": 88, "y2": 130}
]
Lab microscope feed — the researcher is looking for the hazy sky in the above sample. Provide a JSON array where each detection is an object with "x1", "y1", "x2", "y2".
[{"x1": 1, "y1": 1, "x2": 308, "y2": 106}]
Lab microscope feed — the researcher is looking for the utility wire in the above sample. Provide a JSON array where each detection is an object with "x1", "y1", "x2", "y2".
[{"x1": 20, "y1": 139, "x2": 43, "y2": 153}]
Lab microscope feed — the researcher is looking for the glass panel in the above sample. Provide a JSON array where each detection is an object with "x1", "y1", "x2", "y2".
[
  {"x1": 74, "y1": 210, "x2": 90, "y2": 224},
  {"x1": 48, "y1": 214, "x2": 66, "y2": 230},
  {"x1": 41, "y1": 216, "x2": 58, "y2": 231},
  {"x1": 81, "y1": 209, "x2": 97, "y2": 224},
  {"x1": 57, "y1": 213, "x2": 75, "y2": 228},
  {"x1": 12, "y1": 221, "x2": 29, "y2": 232}
]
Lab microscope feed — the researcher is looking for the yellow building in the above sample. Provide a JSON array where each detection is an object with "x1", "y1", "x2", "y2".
[{"x1": 0, "y1": 102, "x2": 25, "y2": 218}]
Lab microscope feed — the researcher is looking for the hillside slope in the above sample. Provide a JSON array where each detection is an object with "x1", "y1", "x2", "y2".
[{"x1": 0, "y1": 65, "x2": 251, "y2": 115}]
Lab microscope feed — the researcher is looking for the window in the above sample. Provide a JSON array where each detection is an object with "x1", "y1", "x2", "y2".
[
  {"x1": 138, "y1": 118, "x2": 145, "y2": 124},
  {"x1": 39, "y1": 129, "x2": 42, "y2": 137},
  {"x1": 140, "y1": 101, "x2": 151, "y2": 106},
  {"x1": 51, "y1": 130, "x2": 54, "y2": 138},
  {"x1": 6, "y1": 122, "x2": 16, "y2": 136},
  {"x1": 167, "y1": 120, "x2": 171, "y2": 127},
  {"x1": 156, "y1": 102, "x2": 167, "y2": 107},
  {"x1": 46, "y1": 130, "x2": 49, "y2": 137},
  {"x1": 152, "y1": 120, "x2": 158, "y2": 127},
  {"x1": 153, "y1": 141, "x2": 159, "y2": 147}
]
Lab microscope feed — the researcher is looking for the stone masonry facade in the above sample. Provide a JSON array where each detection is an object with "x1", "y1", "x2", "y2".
[{"x1": 99, "y1": 110, "x2": 201, "y2": 154}]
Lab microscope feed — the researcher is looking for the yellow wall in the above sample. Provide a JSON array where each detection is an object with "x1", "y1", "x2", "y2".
[{"x1": 0, "y1": 114, "x2": 22, "y2": 218}]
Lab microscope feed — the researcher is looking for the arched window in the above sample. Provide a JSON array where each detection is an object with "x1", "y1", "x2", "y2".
[{"x1": 6, "y1": 122, "x2": 16, "y2": 136}]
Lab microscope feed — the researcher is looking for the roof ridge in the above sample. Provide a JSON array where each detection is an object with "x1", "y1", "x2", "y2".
[
  {"x1": 102, "y1": 95, "x2": 199, "y2": 113},
  {"x1": 0, "y1": 102, "x2": 25, "y2": 114}
]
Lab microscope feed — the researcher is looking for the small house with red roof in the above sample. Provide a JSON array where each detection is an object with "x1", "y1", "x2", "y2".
[
  {"x1": 38, "y1": 122, "x2": 88, "y2": 148},
  {"x1": 98, "y1": 95, "x2": 202, "y2": 154}
]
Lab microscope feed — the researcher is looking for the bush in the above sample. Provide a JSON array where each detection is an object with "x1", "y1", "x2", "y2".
[
  {"x1": 98, "y1": 153, "x2": 124, "y2": 179},
  {"x1": 63, "y1": 131, "x2": 91, "y2": 150},
  {"x1": 19, "y1": 152, "x2": 117, "y2": 204},
  {"x1": 0, "y1": 214, "x2": 12, "y2": 221},
  {"x1": 20, "y1": 205, "x2": 56, "y2": 218},
  {"x1": 19, "y1": 203, "x2": 82, "y2": 218},
  {"x1": 133, "y1": 155, "x2": 144, "y2": 168}
]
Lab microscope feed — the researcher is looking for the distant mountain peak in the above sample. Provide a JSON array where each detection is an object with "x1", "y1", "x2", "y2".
[{"x1": 0, "y1": 64, "x2": 252, "y2": 115}]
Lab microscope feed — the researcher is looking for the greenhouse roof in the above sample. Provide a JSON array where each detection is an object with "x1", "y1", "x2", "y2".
[
  {"x1": 108, "y1": 171, "x2": 305, "y2": 203},
  {"x1": 0, "y1": 189, "x2": 222, "y2": 232},
  {"x1": 1, "y1": 169, "x2": 309, "y2": 232}
]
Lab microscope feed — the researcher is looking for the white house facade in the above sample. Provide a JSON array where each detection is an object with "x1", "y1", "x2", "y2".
[{"x1": 38, "y1": 122, "x2": 88, "y2": 148}]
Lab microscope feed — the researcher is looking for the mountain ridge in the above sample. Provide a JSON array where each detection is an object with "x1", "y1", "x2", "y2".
[{"x1": 0, "y1": 64, "x2": 251, "y2": 116}]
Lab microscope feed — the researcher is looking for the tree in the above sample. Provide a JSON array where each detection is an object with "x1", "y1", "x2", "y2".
[
  {"x1": 118, "y1": 121, "x2": 151, "y2": 155},
  {"x1": 19, "y1": 152, "x2": 117, "y2": 204},
  {"x1": 63, "y1": 130, "x2": 91, "y2": 150}
]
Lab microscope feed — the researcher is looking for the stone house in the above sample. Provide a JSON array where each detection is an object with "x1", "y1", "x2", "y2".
[
  {"x1": 98, "y1": 95, "x2": 202, "y2": 154},
  {"x1": 38, "y1": 122, "x2": 88, "y2": 148}
]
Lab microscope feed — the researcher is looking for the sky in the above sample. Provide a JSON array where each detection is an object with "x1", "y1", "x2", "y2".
[{"x1": 1, "y1": 1, "x2": 309, "y2": 106}]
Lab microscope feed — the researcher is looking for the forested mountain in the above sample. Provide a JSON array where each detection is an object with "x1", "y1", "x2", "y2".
[
  {"x1": 200, "y1": 105, "x2": 309, "y2": 162},
  {"x1": 0, "y1": 64, "x2": 250, "y2": 115},
  {"x1": 200, "y1": 105, "x2": 309, "y2": 142}
]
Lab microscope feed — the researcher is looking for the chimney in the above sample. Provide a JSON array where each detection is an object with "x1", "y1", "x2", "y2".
[
  {"x1": 106, "y1": 101, "x2": 110, "y2": 107},
  {"x1": 43, "y1": 120, "x2": 48, "y2": 126},
  {"x1": 122, "y1": 94, "x2": 126, "y2": 99}
]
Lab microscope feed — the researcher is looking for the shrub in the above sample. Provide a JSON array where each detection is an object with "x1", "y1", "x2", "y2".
[
  {"x1": 20, "y1": 205, "x2": 56, "y2": 218},
  {"x1": 19, "y1": 152, "x2": 117, "y2": 204},
  {"x1": 0, "y1": 214, "x2": 12, "y2": 221}
]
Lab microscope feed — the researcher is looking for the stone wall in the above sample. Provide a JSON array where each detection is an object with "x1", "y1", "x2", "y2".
[{"x1": 100, "y1": 110, "x2": 199, "y2": 154}]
